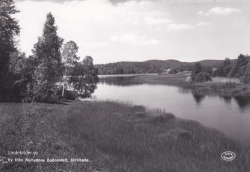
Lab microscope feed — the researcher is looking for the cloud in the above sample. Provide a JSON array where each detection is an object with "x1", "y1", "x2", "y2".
[
  {"x1": 144, "y1": 17, "x2": 172, "y2": 26},
  {"x1": 167, "y1": 24, "x2": 194, "y2": 31},
  {"x1": 111, "y1": 34, "x2": 160, "y2": 46},
  {"x1": 86, "y1": 41, "x2": 111, "y2": 48},
  {"x1": 197, "y1": 22, "x2": 211, "y2": 26},
  {"x1": 15, "y1": 0, "x2": 169, "y2": 56},
  {"x1": 198, "y1": 7, "x2": 241, "y2": 16}
]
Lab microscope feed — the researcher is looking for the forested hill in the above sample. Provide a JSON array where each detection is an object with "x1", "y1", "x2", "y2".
[{"x1": 95, "y1": 59, "x2": 234, "y2": 75}]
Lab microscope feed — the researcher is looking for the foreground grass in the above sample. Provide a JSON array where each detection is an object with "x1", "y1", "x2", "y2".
[{"x1": 0, "y1": 101, "x2": 250, "y2": 171}]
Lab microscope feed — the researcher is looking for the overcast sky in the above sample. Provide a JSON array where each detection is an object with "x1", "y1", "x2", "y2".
[{"x1": 14, "y1": 0, "x2": 250, "y2": 64}]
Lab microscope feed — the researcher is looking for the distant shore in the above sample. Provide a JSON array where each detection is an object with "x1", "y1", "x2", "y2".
[{"x1": 130, "y1": 72, "x2": 250, "y2": 97}]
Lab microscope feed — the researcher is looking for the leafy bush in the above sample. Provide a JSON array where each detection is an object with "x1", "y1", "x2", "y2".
[
  {"x1": 194, "y1": 71, "x2": 212, "y2": 82},
  {"x1": 241, "y1": 63, "x2": 250, "y2": 84}
]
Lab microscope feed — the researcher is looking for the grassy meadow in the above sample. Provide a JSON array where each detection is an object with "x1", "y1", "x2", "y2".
[
  {"x1": 1, "y1": 101, "x2": 250, "y2": 171},
  {"x1": 134, "y1": 72, "x2": 191, "y2": 86}
]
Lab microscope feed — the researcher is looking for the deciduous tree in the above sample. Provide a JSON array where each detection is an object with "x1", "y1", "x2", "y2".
[
  {"x1": 191, "y1": 63, "x2": 202, "y2": 81},
  {"x1": 32, "y1": 12, "x2": 64, "y2": 102},
  {"x1": 61, "y1": 41, "x2": 79, "y2": 96},
  {"x1": 241, "y1": 59, "x2": 250, "y2": 84},
  {"x1": 70, "y1": 56, "x2": 98, "y2": 98}
]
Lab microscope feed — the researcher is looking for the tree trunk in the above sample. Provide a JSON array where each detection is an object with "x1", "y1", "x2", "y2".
[
  {"x1": 62, "y1": 83, "x2": 65, "y2": 97},
  {"x1": 62, "y1": 69, "x2": 67, "y2": 97}
]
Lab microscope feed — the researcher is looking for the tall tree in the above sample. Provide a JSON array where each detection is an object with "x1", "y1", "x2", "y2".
[
  {"x1": 222, "y1": 58, "x2": 232, "y2": 77},
  {"x1": 61, "y1": 41, "x2": 79, "y2": 96},
  {"x1": 228, "y1": 54, "x2": 248, "y2": 78},
  {"x1": 70, "y1": 56, "x2": 98, "y2": 98},
  {"x1": 213, "y1": 58, "x2": 232, "y2": 77},
  {"x1": 191, "y1": 63, "x2": 202, "y2": 81},
  {"x1": 0, "y1": 0, "x2": 20, "y2": 100},
  {"x1": 241, "y1": 59, "x2": 250, "y2": 84},
  {"x1": 32, "y1": 13, "x2": 64, "y2": 102}
]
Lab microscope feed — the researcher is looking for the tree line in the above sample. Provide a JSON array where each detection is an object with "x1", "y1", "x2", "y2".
[
  {"x1": 96, "y1": 62, "x2": 162, "y2": 74},
  {"x1": 95, "y1": 61, "x2": 194, "y2": 75},
  {"x1": 0, "y1": 0, "x2": 98, "y2": 103},
  {"x1": 191, "y1": 54, "x2": 250, "y2": 83}
]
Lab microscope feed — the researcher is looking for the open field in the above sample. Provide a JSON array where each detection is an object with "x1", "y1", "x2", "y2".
[
  {"x1": 1, "y1": 101, "x2": 250, "y2": 171},
  {"x1": 134, "y1": 71, "x2": 191, "y2": 86}
]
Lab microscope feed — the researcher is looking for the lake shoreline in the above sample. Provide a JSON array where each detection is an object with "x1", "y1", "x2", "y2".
[
  {"x1": 1, "y1": 100, "x2": 250, "y2": 171},
  {"x1": 132, "y1": 72, "x2": 250, "y2": 97}
]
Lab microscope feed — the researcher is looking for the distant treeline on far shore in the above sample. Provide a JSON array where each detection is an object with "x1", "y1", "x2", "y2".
[
  {"x1": 96, "y1": 54, "x2": 250, "y2": 84},
  {"x1": 95, "y1": 58, "x2": 235, "y2": 75}
]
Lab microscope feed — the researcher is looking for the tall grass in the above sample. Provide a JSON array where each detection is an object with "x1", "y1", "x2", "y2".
[
  {"x1": 212, "y1": 77, "x2": 240, "y2": 84},
  {"x1": 0, "y1": 103, "x2": 91, "y2": 172},
  {"x1": 59, "y1": 101, "x2": 250, "y2": 171},
  {"x1": 187, "y1": 81, "x2": 250, "y2": 97},
  {"x1": 1, "y1": 101, "x2": 250, "y2": 171}
]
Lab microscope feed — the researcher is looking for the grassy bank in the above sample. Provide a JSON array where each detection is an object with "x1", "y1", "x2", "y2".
[
  {"x1": 134, "y1": 72, "x2": 250, "y2": 97},
  {"x1": 1, "y1": 101, "x2": 250, "y2": 171},
  {"x1": 186, "y1": 82, "x2": 250, "y2": 97}
]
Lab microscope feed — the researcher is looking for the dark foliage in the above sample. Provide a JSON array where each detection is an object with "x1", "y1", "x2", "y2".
[
  {"x1": 191, "y1": 63, "x2": 212, "y2": 82},
  {"x1": 191, "y1": 62, "x2": 202, "y2": 81},
  {"x1": 228, "y1": 54, "x2": 249, "y2": 78},
  {"x1": 96, "y1": 59, "x2": 227, "y2": 75},
  {"x1": 70, "y1": 56, "x2": 98, "y2": 98},
  {"x1": 1, "y1": 2, "x2": 99, "y2": 103},
  {"x1": 31, "y1": 13, "x2": 64, "y2": 102},
  {"x1": 0, "y1": 0, "x2": 20, "y2": 101},
  {"x1": 96, "y1": 61, "x2": 161, "y2": 74},
  {"x1": 241, "y1": 60, "x2": 250, "y2": 84},
  {"x1": 194, "y1": 71, "x2": 212, "y2": 82},
  {"x1": 212, "y1": 58, "x2": 232, "y2": 77}
]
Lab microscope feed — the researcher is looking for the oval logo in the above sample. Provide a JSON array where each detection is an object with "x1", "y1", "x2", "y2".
[{"x1": 221, "y1": 151, "x2": 236, "y2": 161}]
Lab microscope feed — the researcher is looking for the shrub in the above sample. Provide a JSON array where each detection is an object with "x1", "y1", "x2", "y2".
[
  {"x1": 191, "y1": 63, "x2": 212, "y2": 82},
  {"x1": 194, "y1": 71, "x2": 212, "y2": 82}
]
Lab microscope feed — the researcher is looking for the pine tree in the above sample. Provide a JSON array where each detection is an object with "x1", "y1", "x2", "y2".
[{"x1": 32, "y1": 13, "x2": 64, "y2": 102}]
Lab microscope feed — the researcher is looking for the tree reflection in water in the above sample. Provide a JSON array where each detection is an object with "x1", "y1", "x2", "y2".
[
  {"x1": 221, "y1": 96, "x2": 232, "y2": 105},
  {"x1": 192, "y1": 94, "x2": 205, "y2": 105},
  {"x1": 234, "y1": 96, "x2": 250, "y2": 111},
  {"x1": 99, "y1": 76, "x2": 143, "y2": 86}
]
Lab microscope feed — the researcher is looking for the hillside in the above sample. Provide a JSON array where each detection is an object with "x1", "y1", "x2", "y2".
[{"x1": 95, "y1": 59, "x2": 236, "y2": 75}]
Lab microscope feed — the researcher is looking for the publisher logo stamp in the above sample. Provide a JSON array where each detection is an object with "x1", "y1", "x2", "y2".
[{"x1": 221, "y1": 151, "x2": 236, "y2": 161}]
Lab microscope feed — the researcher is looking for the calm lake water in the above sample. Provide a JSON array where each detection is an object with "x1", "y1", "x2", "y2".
[{"x1": 93, "y1": 75, "x2": 250, "y2": 145}]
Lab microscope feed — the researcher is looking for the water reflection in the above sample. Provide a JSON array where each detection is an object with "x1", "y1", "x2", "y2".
[
  {"x1": 221, "y1": 96, "x2": 232, "y2": 105},
  {"x1": 192, "y1": 94, "x2": 205, "y2": 105},
  {"x1": 178, "y1": 88, "x2": 206, "y2": 105},
  {"x1": 179, "y1": 87, "x2": 250, "y2": 110},
  {"x1": 234, "y1": 96, "x2": 250, "y2": 111},
  {"x1": 94, "y1": 75, "x2": 250, "y2": 145},
  {"x1": 99, "y1": 76, "x2": 143, "y2": 86}
]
